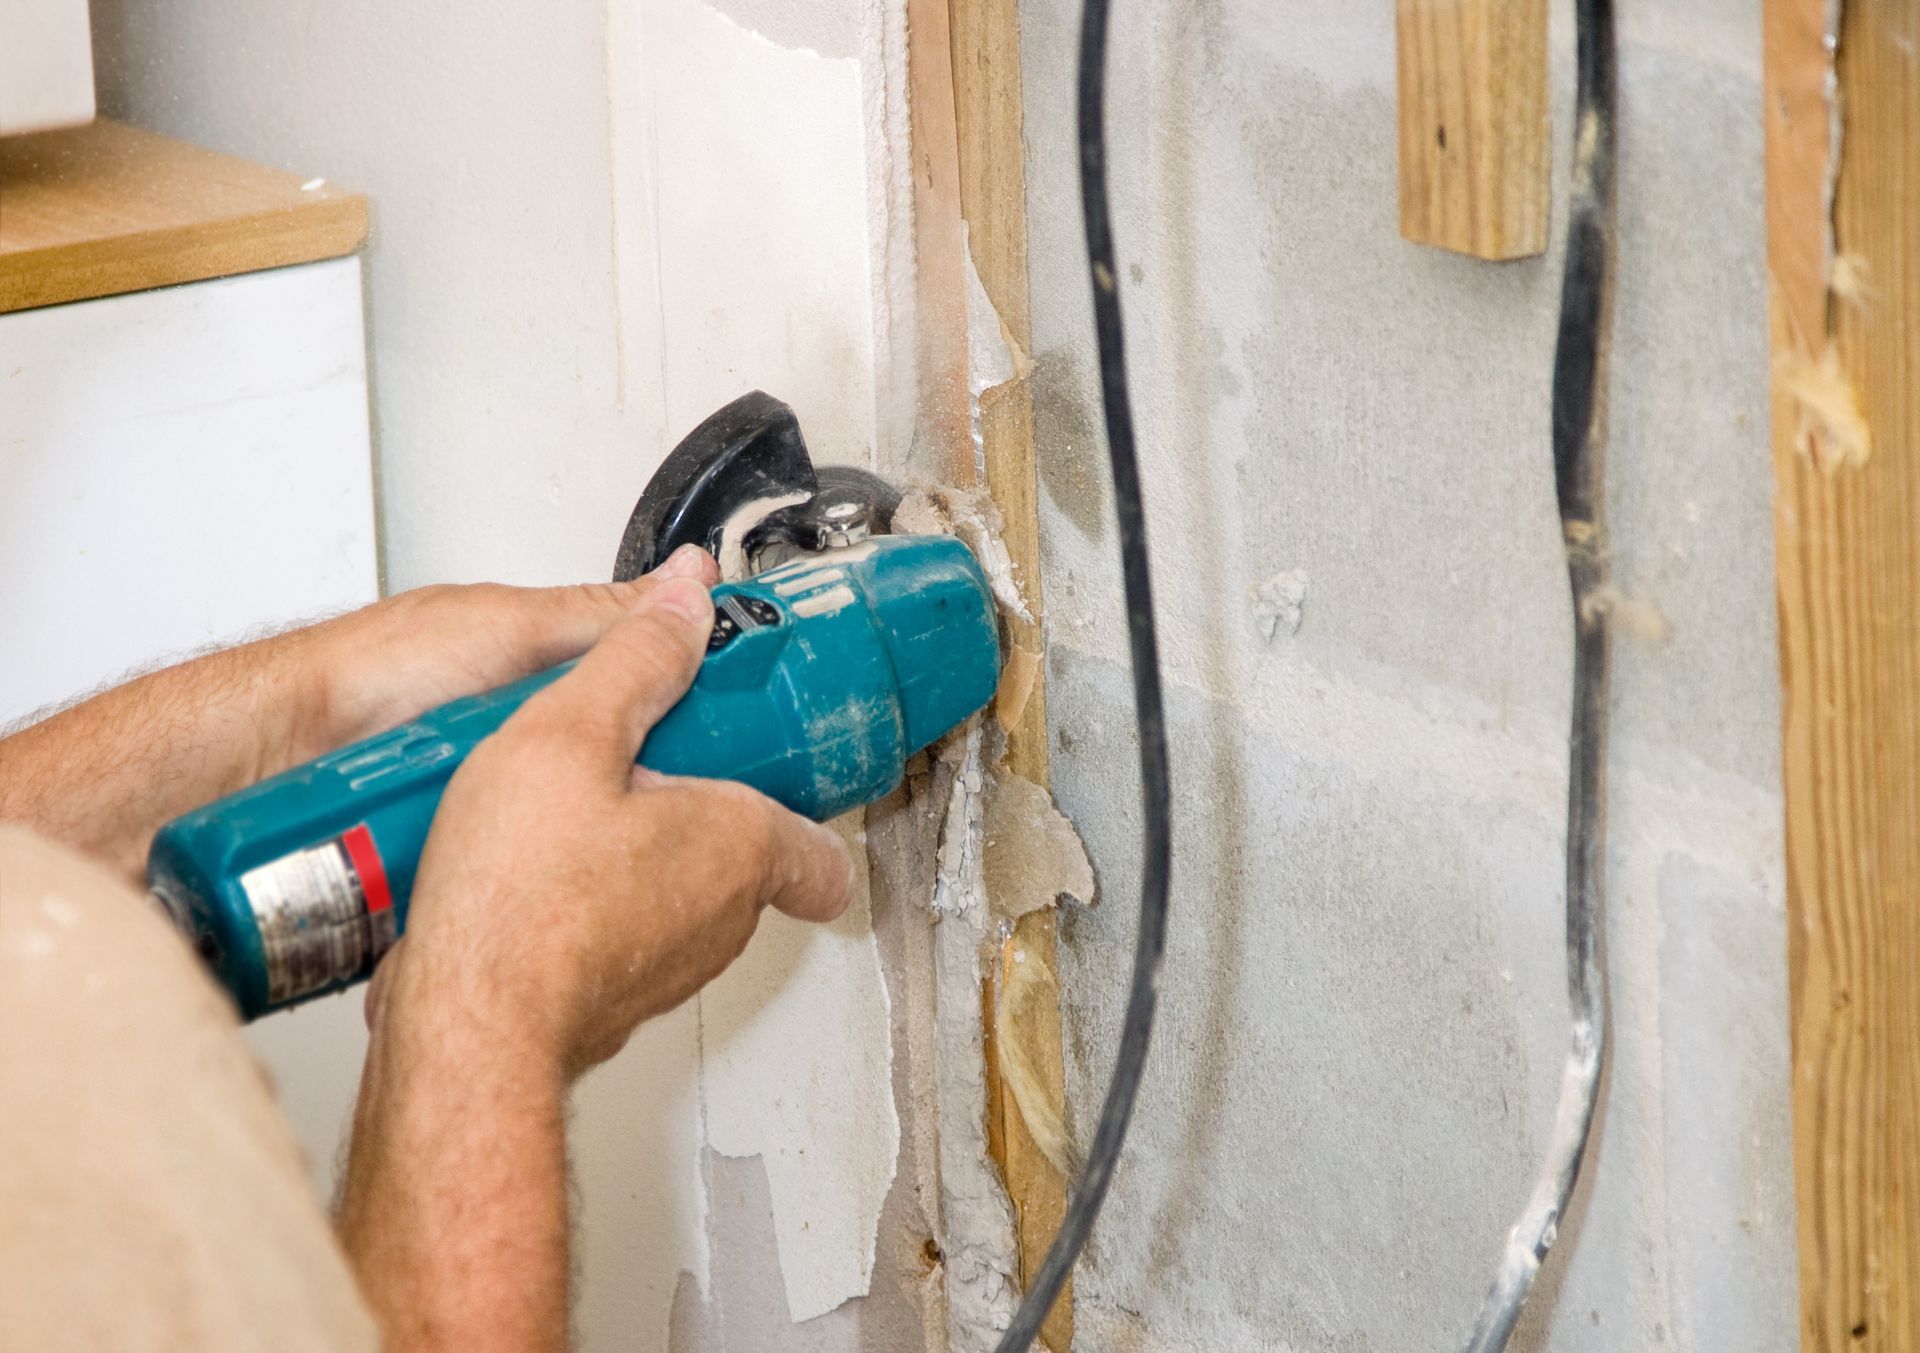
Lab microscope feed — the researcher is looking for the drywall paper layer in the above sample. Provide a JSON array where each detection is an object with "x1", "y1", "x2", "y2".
[{"x1": 700, "y1": 816, "x2": 901, "y2": 1323}]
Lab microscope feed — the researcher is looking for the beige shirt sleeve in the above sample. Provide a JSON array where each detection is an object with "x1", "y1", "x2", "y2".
[{"x1": 0, "y1": 826, "x2": 379, "y2": 1353}]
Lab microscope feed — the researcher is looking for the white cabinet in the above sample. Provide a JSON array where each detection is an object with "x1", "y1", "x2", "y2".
[{"x1": 0, "y1": 257, "x2": 377, "y2": 721}]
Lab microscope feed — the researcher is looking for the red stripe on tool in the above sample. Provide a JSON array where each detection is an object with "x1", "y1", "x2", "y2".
[{"x1": 342, "y1": 824, "x2": 394, "y2": 914}]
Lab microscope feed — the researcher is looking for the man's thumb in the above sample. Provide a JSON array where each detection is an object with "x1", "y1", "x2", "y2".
[
  {"x1": 511, "y1": 577, "x2": 714, "y2": 780},
  {"x1": 490, "y1": 545, "x2": 716, "y2": 680}
]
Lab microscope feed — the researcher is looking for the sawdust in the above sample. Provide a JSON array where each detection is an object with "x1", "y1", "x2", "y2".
[
  {"x1": 1830, "y1": 252, "x2": 1874, "y2": 311},
  {"x1": 1779, "y1": 347, "x2": 1871, "y2": 470},
  {"x1": 1579, "y1": 584, "x2": 1673, "y2": 646}
]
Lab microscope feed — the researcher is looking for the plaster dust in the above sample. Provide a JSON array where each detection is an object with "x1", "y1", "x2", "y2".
[
  {"x1": 1247, "y1": 568, "x2": 1309, "y2": 640},
  {"x1": 929, "y1": 723, "x2": 1023, "y2": 1350}
]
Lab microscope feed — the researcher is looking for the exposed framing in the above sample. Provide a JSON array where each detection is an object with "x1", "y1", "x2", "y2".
[
  {"x1": 907, "y1": 0, "x2": 1072, "y2": 1346},
  {"x1": 1767, "y1": 1, "x2": 1920, "y2": 1347}
]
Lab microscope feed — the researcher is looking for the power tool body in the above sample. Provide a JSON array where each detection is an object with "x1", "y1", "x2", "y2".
[{"x1": 150, "y1": 394, "x2": 1000, "y2": 1019}]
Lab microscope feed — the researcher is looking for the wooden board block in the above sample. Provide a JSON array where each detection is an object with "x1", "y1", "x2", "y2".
[
  {"x1": 1395, "y1": 0, "x2": 1549, "y2": 260},
  {"x1": 1767, "y1": 1, "x2": 1920, "y2": 1348},
  {"x1": 0, "y1": 120, "x2": 367, "y2": 314}
]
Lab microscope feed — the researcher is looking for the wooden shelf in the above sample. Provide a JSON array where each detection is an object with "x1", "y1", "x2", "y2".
[{"x1": 0, "y1": 121, "x2": 367, "y2": 314}]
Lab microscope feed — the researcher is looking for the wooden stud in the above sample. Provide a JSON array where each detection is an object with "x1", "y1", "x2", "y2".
[
  {"x1": 946, "y1": 1, "x2": 1071, "y2": 1347},
  {"x1": 1768, "y1": 1, "x2": 1920, "y2": 1348},
  {"x1": 1395, "y1": 0, "x2": 1549, "y2": 260},
  {"x1": 910, "y1": 0, "x2": 1071, "y2": 1344},
  {"x1": 0, "y1": 121, "x2": 366, "y2": 314},
  {"x1": 908, "y1": 0, "x2": 975, "y2": 491}
]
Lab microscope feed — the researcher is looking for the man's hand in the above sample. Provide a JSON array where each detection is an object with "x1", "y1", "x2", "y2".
[
  {"x1": 336, "y1": 573, "x2": 854, "y2": 1353},
  {"x1": 303, "y1": 546, "x2": 720, "y2": 755},
  {"x1": 0, "y1": 546, "x2": 717, "y2": 882}
]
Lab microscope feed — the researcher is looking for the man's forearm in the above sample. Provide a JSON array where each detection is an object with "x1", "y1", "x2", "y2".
[
  {"x1": 0, "y1": 630, "x2": 330, "y2": 882},
  {"x1": 338, "y1": 956, "x2": 572, "y2": 1352}
]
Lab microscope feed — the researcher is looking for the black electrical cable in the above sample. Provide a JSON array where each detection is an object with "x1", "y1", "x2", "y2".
[
  {"x1": 991, "y1": 0, "x2": 1172, "y2": 1347},
  {"x1": 1458, "y1": 1, "x2": 1617, "y2": 1349}
]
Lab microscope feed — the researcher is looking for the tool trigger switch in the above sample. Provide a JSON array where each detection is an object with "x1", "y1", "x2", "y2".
[
  {"x1": 707, "y1": 594, "x2": 785, "y2": 655},
  {"x1": 707, "y1": 612, "x2": 742, "y2": 652},
  {"x1": 736, "y1": 596, "x2": 781, "y2": 626}
]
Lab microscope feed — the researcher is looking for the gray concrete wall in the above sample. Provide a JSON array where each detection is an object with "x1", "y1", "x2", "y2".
[{"x1": 1018, "y1": 2, "x2": 1794, "y2": 1348}]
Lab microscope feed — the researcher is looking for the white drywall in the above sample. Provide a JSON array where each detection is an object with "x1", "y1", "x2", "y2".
[
  {"x1": 92, "y1": 3, "x2": 915, "y2": 1349},
  {"x1": 1019, "y1": 1, "x2": 1792, "y2": 1349},
  {"x1": 0, "y1": 260, "x2": 375, "y2": 717}
]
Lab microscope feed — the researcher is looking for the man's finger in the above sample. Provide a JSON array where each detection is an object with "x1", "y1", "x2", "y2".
[
  {"x1": 671, "y1": 781, "x2": 854, "y2": 923},
  {"x1": 508, "y1": 576, "x2": 715, "y2": 780},
  {"x1": 509, "y1": 545, "x2": 718, "y2": 670}
]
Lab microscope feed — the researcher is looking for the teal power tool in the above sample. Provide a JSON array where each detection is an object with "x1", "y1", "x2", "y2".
[{"x1": 149, "y1": 393, "x2": 1001, "y2": 1020}]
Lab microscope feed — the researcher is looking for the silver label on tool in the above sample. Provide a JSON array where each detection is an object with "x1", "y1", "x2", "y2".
[{"x1": 241, "y1": 841, "x2": 371, "y2": 1006}]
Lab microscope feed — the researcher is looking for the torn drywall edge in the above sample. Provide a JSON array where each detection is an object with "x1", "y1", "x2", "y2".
[
  {"x1": 699, "y1": 813, "x2": 901, "y2": 1324},
  {"x1": 994, "y1": 642, "x2": 1042, "y2": 733},
  {"x1": 964, "y1": 226, "x2": 1020, "y2": 482},
  {"x1": 865, "y1": 766, "x2": 967, "y2": 1350},
  {"x1": 981, "y1": 768, "x2": 1095, "y2": 926},
  {"x1": 865, "y1": 0, "x2": 919, "y2": 472}
]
